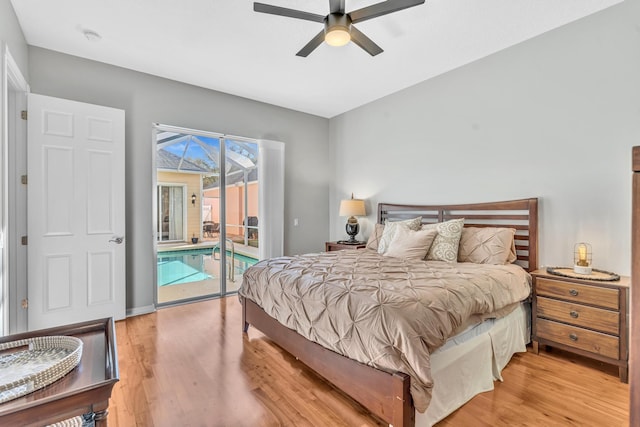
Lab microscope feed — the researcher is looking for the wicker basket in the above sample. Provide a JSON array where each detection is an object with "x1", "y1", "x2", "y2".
[{"x1": 0, "y1": 336, "x2": 83, "y2": 403}]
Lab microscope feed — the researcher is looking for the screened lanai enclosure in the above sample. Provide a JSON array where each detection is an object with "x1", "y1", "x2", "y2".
[{"x1": 154, "y1": 126, "x2": 261, "y2": 305}]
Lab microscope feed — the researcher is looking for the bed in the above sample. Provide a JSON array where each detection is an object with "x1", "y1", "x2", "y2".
[{"x1": 240, "y1": 198, "x2": 538, "y2": 427}]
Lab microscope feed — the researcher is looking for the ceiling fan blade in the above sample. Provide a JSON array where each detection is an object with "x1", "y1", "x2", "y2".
[
  {"x1": 296, "y1": 30, "x2": 326, "y2": 57},
  {"x1": 329, "y1": 0, "x2": 345, "y2": 14},
  {"x1": 349, "y1": 0, "x2": 425, "y2": 24},
  {"x1": 254, "y1": 3, "x2": 325, "y2": 23},
  {"x1": 350, "y1": 26, "x2": 383, "y2": 56}
]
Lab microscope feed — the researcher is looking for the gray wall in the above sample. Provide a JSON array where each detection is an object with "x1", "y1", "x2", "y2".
[
  {"x1": 329, "y1": 1, "x2": 640, "y2": 275},
  {"x1": 19, "y1": 0, "x2": 640, "y2": 315},
  {"x1": 28, "y1": 47, "x2": 330, "y2": 313},
  {"x1": 0, "y1": 0, "x2": 29, "y2": 79}
]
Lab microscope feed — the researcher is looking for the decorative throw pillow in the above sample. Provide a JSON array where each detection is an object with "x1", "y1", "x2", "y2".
[
  {"x1": 458, "y1": 227, "x2": 517, "y2": 265},
  {"x1": 366, "y1": 223, "x2": 385, "y2": 251},
  {"x1": 377, "y1": 217, "x2": 423, "y2": 254},
  {"x1": 423, "y1": 218, "x2": 465, "y2": 262},
  {"x1": 384, "y1": 227, "x2": 438, "y2": 260}
]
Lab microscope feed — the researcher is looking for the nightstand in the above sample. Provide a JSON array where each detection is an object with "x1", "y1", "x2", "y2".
[
  {"x1": 531, "y1": 269, "x2": 629, "y2": 382},
  {"x1": 325, "y1": 241, "x2": 366, "y2": 252}
]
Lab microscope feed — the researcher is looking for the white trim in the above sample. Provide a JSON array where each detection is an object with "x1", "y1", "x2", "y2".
[
  {"x1": 126, "y1": 304, "x2": 156, "y2": 317},
  {"x1": 199, "y1": 167, "x2": 203, "y2": 239},
  {"x1": 5, "y1": 49, "x2": 28, "y2": 93},
  {"x1": 225, "y1": 134, "x2": 260, "y2": 144},
  {"x1": 151, "y1": 126, "x2": 159, "y2": 308},
  {"x1": 154, "y1": 123, "x2": 224, "y2": 140},
  {"x1": 257, "y1": 139, "x2": 285, "y2": 261},
  {"x1": 0, "y1": 42, "x2": 7, "y2": 336},
  {"x1": 2, "y1": 44, "x2": 29, "y2": 335}
]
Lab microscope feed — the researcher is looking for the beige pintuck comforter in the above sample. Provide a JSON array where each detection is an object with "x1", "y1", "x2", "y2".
[{"x1": 239, "y1": 249, "x2": 531, "y2": 412}]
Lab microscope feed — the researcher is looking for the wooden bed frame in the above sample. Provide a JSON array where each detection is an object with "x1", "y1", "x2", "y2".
[{"x1": 242, "y1": 198, "x2": 539, "y2": 427}]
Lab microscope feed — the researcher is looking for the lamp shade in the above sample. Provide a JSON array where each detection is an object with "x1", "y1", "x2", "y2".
[{"x1": 339, "y1": 198, "x2": 366, "y2": 217}]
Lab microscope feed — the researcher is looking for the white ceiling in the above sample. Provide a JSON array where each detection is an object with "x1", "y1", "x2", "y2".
[{"x1": 11, "y1": 0, "x2": 622, "y2": 118}]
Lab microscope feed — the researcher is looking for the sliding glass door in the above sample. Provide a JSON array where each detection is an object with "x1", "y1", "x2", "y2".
[{"x1": 154, "y1": 126, "x2": 269, "y2": 306}]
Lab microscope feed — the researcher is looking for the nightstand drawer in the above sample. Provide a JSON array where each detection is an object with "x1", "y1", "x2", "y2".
[
  {"x1": 537, "y1": 318, "x2": 619, "y2": 359},
  {"x1": 536, "y1": 296, "x2": 619, "y2": 335},
  {"x1": 536, "y1": 277, "x2": 619, "y2": 310}
]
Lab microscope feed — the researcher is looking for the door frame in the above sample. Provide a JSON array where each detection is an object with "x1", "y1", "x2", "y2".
[{"x1": 1, "y1": 45, "x2": 29, "y2": 334}]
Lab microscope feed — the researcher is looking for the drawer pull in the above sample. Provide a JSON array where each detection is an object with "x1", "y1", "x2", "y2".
[
  {"x1": 569, "y1": 333, "x2": 578, "y2": 341},
  {"x1": 569, "y1": 289, "x2": 579, "y2": 296},
  {"x1": 570, "y1": 310, "x2": 579, "y2": 318}
]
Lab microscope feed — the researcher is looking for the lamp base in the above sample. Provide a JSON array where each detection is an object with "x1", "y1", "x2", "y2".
[
  {"x1": 344, "y1": 221, "x2": 360, "y2": 244},
  {"x1": 573, "y1": 265, "x2": 593, "y2": 275},
  {"x1": 337, "y1": 240, "x2": 365, "y2": 245}
]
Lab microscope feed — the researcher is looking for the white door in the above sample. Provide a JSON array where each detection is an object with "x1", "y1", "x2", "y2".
[{"x1": 27, "y1": 94, "x2": 125, "y2": 330}]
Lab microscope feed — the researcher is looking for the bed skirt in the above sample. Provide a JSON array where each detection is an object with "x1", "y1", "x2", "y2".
[{"x1": 418, "y1": 302, "x2": 531, "y2": 426}]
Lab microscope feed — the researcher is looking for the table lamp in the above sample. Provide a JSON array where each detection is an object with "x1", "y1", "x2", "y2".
[
  {"x1": 573, "y1": 242, "x2": 592, "y2": 274},
  {"x1": 339, "y1": 194, "x2": 366, "y2": 244}
]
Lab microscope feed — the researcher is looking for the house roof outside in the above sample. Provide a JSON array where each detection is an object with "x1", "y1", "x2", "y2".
[
  {"x1": 205, "y1": 168, "x2": 258, "y2": 190},
  {"x1": 157, "y1": 149, "x2": 209, "y2": 173}
]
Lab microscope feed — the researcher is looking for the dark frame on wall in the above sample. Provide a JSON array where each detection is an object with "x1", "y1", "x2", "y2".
[{"x1": 630, "y1": 146, "x2": 640, "y2": 426}]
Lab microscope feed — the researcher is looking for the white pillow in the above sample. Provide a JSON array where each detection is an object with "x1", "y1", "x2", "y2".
[
  {"x1": 384, "y1": 227, "x2": 438, "y2": 260},
  {"x1": 377, "y1": 217, "x2": 423, "y2": 254},
  {"x1": 423, "y1": 218, "x2": 465, "y2": 262}
]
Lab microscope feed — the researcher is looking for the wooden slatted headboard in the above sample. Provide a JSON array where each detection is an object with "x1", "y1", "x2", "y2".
[{"x1": 378, "y1": 198, "x2": 539, "y2": 271}]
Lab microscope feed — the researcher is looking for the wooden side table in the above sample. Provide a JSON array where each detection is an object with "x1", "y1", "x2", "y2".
[
  {"x1": 531, "y1": 269, "x2": 629, "y2": 382},
  {"x1": 325, "y1": 241, "x2": 366, "y2": 252},
  {"x1": 0, "y1": 318, "x2": 119, "y2": 426}
]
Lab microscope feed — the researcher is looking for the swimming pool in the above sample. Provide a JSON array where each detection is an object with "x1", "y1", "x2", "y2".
[{"x1": 157, "y1": 248, "x2": 258, "y2": 287}]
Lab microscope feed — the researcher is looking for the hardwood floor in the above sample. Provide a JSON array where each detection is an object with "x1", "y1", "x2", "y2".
[{"x1": 108, "y1": 297, "x2": 629, "y2": 427}]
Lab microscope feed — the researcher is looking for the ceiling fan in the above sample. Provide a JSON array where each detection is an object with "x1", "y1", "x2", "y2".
[{"x1": 253, "y1": 0, "x2": 426, "y2": 57}]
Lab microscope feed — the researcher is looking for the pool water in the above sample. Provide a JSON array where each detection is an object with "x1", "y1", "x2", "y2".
[{"x1": 157, "y1": 248, "x2": 258, "y2": 287}]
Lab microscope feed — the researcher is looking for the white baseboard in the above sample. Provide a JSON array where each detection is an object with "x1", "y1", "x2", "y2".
[{"x1": 126, "y1": 304, "x2": 156, "y2": 317}]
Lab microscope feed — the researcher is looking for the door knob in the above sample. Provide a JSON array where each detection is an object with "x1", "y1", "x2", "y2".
[{"x1": 109, "y1": 236, "x2": 124, "y2": 244}]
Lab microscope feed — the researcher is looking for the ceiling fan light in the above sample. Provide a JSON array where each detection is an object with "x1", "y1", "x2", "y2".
[{"x1": 325, "y1": 28, "x2": 351, "y2": 46}]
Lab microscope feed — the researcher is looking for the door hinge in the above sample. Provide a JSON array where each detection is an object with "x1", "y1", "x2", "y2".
[
  {"x1": 21, "y1": 110, "x2": 27, "y2": 120},
  {"x1": 21, "y1": 299, "x2": 28, "y2": 309},
  {"x1": 21, "y1": 236, "x2": 27, "y2": 245},
  {"x1": 21, "y1": 175, "x2": 27, "y2": 185}
]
